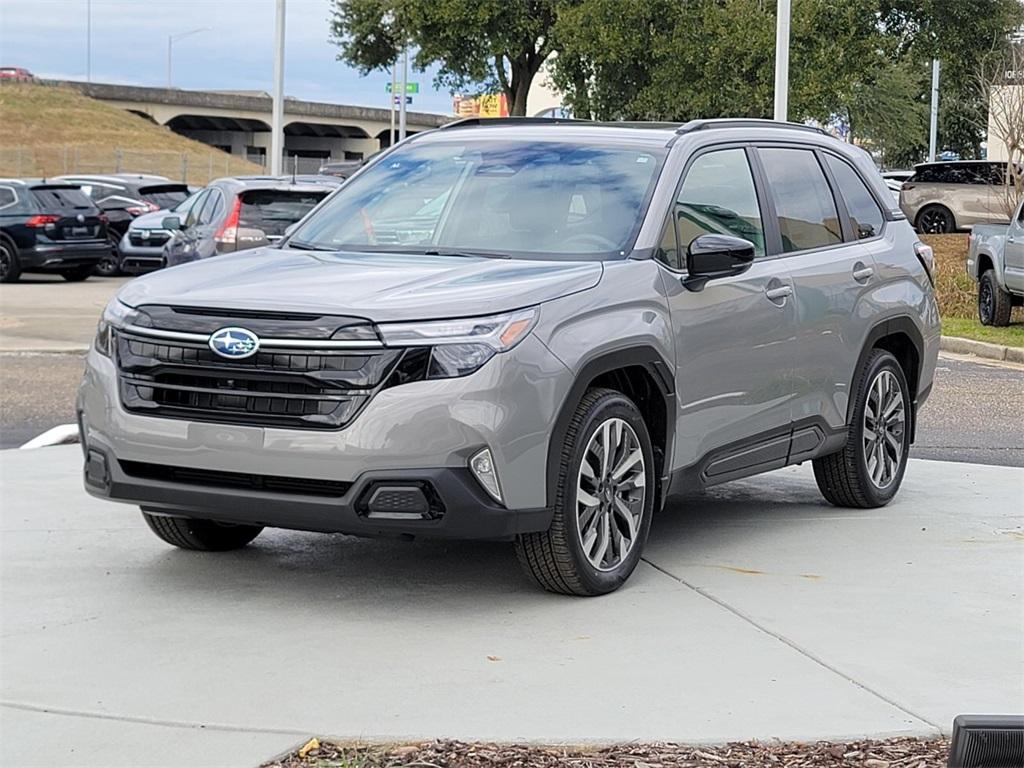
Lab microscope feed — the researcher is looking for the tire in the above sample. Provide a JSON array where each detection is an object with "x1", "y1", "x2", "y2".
[
  {"x1": 94, "y1": 233, "x2": 122, "y2": 277},
  {"x1": 0, "y1": 238, "x2": 21, "y2": 283},
  {"x1": 978, "y1": 269, "x2": 1013, "y2": 327},
  {"x1": 60, "y1": 265, "x2": 93, "y2": 282},
  {"x1": 141, "y1": 510, "x2": 263, "y2": 551},
  {"x1": 515, "y1": 388, "x2": 655, "y2": 596},
  {"x1": 915, "y1": 204, "x2": 955, "y2": 234},
  {"x1": 813, "y1": 349, "x2": 911, "y2": 509}
]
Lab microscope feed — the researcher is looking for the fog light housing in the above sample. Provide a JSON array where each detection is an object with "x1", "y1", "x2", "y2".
[{"x1": 470, "y1": 448, "x2": 503, "y2": 505}]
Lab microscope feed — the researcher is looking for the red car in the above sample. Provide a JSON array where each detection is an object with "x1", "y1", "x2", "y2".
[{"x1": 0, "y1": 67, "x2": 34, "y2": 81}]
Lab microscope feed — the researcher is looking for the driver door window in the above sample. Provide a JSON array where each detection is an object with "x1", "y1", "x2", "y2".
[{"x1": 673, "y1": 148, "x2": 766, "y2": 258}]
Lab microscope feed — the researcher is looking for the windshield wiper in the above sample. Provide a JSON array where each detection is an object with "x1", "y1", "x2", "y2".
[
  {"x1": 423, "y1": 248, "x2": 509, "y2": 260},
  {"x1": 285, "y1": 240, "x2": 324, "y2": 251}
]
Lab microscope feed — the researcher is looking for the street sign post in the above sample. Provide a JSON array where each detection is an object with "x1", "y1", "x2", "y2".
[{"x1": 386, "y1": 82, "x2": 419, "y2": 94}]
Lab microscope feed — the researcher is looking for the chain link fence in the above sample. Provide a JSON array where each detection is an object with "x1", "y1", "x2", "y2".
[{"x1": 0, "y1": 146, "x2": 264, "y2": 186}]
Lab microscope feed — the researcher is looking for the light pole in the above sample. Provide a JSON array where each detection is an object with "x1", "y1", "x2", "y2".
[
  {"x1": 928, "y1": 58, "x2": 940, "y2": 162},
  {"x1": 86, "y1": 0, "x2": 92, "y2": 83},
  {"x1": 270, "y1": 0, "x2": 286, "y2": 175},
  {"x1": 167, "y1": 28, "x2": 209, "y2": 89},
  {"x1": 773, "y1": 0, "x2": 791, "y2": 121},
  {"x1": 398, "y1": 46, "x2": 408, "y2": 141}
]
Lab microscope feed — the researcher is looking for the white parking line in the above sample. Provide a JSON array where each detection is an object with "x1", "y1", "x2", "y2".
[{"x1": 19, "y1": 423, "x2": 80, "y2": 449}]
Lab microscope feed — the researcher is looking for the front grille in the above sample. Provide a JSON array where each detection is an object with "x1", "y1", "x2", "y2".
[
  {"x1": 120, "y1": 460, "x2": 352, "y2": 497},
  {"x1": 128, "y1": 231, "x2": 170, "y2": 247},
  {"x1": 116, "y1": 330, "x2": 403, "y2": 430}
]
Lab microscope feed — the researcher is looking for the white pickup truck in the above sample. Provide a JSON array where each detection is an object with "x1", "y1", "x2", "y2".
[{"x1": 967, "y1": 199, "x2": 1024, "y2": 326}]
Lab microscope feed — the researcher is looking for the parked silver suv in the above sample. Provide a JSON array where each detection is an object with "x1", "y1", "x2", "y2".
[{"x1": 78, "y1": 119, "x2": 940, "y2": 595}]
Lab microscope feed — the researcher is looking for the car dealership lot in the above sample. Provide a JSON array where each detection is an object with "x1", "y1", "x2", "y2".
[{"x1": 0, "y1": 446, "x2": 1021, "y2": 767}]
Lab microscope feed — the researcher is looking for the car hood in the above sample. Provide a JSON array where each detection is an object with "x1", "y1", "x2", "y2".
[
  {"x1": 128, "y1": 209, "x2": 172, "y2": 231},
  {"x1": 117, "y1": 248, "x2": 604, "y2": 322}
]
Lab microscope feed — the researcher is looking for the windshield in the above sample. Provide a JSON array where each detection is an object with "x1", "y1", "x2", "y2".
[
  {"x1": 140, "y1": 186, "x2": 190, "y2": 210},
  {"x1": 288, "y1": 139, "x2": 665, "y2": 259}
]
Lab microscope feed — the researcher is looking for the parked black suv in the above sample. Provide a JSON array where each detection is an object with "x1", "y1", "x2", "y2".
[
  {"x1": 55, "y1": 174, "x2": 190, "y2": 276},
  {"x1": 0, "y1": 179, "x2": 109, "y2": 282}
]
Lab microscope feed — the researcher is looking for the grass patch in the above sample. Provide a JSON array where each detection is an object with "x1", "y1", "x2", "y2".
[
  {"x1": 942, "y1": 316, "x2": 1024, "y2": 347},
  {"x1": 0, "y1": 81, "x2": 261, "y2": 184}
]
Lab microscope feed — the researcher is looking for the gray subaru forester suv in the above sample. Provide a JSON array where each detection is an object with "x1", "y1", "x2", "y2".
[{"x1": 78, "y1": 118, "x2": 940, "y2": 595}]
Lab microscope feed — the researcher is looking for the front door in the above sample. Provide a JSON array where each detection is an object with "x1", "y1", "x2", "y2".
[
  {"x1": 1005, "y1": 201, "x2": 1024, "y2": 293},
  {"x1": 658, "y1": 146, "x2": 797, "y2": 478}
]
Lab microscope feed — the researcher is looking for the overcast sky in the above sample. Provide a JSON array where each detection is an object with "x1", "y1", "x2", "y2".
[{"x1": 0, "y1": 0, "x2": 453, "y2": 114}]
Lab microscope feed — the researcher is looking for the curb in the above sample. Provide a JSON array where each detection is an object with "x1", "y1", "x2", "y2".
[
  {"x1": 19, "y1": 424, "x2": 80, "y2": 449},
  {"x1": 940, "y1": 335, "x2": 1024, "y2": 364}
]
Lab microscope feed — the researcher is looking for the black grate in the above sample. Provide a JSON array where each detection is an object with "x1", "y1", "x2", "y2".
[{"x1": 120, "y1": 460, "x2": 352, "y2": 497}]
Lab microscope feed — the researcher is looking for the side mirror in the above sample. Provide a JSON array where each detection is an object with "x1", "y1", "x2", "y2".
[
  {"x1": 161, "y1": 215, "x2": 182, "y2": 230},
  {"x1": 681, "y1": 234, "x2": 756, "y2": 292}
]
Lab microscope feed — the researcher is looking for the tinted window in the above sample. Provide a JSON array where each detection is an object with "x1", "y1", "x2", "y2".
[
  {"x1": 760, "y1": 148, "x2": 841, "y2": 252},
  {"x1": 238, "y1": 189, "x2": 329, "y2": 236},
  {"x1": 674, "y1": 148, "x2": 765, "y2": 257},
  {"x1": 0, "y1": 187, "x2": 16, "y2": 208},
  {"x1": 197, "y1": 190, "x2": 223, "y2": 225},
  {"x1": 290, "y1": 140, "x2": 665, "y2": 259},
  {"x1": 139, "y1": 186, "x2": 189, "y2": 209},
  {"x1": 656, "y1": 213, "x2": 681, "y2": 269},
  {"x1": 30, "y1": 187, "x2": 94, "y2": 210},
  {"x1": 184, "y1": 190, "x2": 209, "y2": 227},
  {"x1": 824, "y1": 155, "x2": 884, "y2": 240}
]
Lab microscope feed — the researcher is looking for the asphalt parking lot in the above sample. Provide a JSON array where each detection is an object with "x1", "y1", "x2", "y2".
[{"x1": 1, "y1": 447, "x2": 1021, "y2": 767}]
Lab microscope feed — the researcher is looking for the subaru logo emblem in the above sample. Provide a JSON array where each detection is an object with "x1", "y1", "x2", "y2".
[{"x1": 209, "y1": 327, "x2": 260, "y2": 359}]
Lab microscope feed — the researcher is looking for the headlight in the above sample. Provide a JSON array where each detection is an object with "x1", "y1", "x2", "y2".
[
  {"x1": 94, "y1": 299, "x2": 137, "y2": 357},
  {"x1": 378, "y1": 308, "x2": 538, "y2": 379}
]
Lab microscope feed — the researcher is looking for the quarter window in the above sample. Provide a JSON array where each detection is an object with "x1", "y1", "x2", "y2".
[
  {"x1": 759, "y1": 148, "x2": 841, "y2": 252},
  {"x1": 824, "y1": 155, "x2": 884, "y2": 240},
  {"x1": 0, "y1": 187, "x2": 16, "y2": 209},
  {"x1": 673, "y1": 148, "x2": 765, "y2": 258},
  {"x1": 655, "y1": 213, "x2": 680, "y2": 269}
]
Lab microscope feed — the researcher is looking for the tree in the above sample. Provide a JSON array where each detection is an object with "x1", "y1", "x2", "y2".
[
  {"x1": 978, "y1": 41, "x2": 1024, "y2": 216},
  {"x1": 329, "y1": 0, "x2": 564, "y2": 116}
]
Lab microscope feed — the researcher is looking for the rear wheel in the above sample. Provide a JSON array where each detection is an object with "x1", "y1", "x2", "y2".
[
  {"x1": 93, "y1": 233, "x2": 122, "y2": 277},
  {"x1": 60, "y1": 265, "x2": 93, "y2": 282},
  {"x1": 0, "y1": 239, "x2": 21, "y2": 283},
  {"x1": 978, "y1": 269, "x2": 1013, "y2": 327},
  {"x1": 142, "y1": 510, "x2": 263, "y2": 551},
  {"x1": 813, "y1": 349, "x2": 911, "y2": 508},
  {"x1": 515, "y1": 388, "x2": 655, "y2": 596},
  {"x1": 915, "y1": 204, "x2": 955, "y2": 234}
]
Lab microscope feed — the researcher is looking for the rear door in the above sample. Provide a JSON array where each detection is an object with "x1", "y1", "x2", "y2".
[
  {"x1": 1005, "y1": 201, "x2": 1024, "y2": 292},
  {"x1": 754, "y1": 145, "x2": 883, "y2": 448},
  {"x1": 29, "y1": 186, "x2": 105, "y2": 242},
  {"x1": 659, "y1": 145, "x2": 798, "y2": 477}
]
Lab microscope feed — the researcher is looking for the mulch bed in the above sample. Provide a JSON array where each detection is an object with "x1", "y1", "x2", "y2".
[{"x1": 266, "y1": 737, "x2": 951, "y2": 768}]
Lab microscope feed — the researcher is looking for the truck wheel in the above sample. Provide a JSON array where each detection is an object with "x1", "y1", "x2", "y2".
[
  {"x1": 0, "y1": 239, "x2": 21, "y2": 283},
  {"x1": 515, "y1": 388, "x2": 655, "y2": 596},
  {"x1": 142, "y1": 510, "x2": 263, "y2": 551},
  {"x1": 978, "y1": 269, "x2": 1013, "y2": 327},
  {"x1": 915, "y1": 204, "x2": 955, "y2": 234},
  {"x1": 60, "y1": 265, "x2": 93, "y2": 282},
  {"x1": 813, "y1": 349, "x2": 911, "y2": 509}
]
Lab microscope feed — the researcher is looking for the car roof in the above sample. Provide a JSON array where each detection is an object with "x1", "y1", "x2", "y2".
[
  {"x1": 207, "y1": 176, "x2": 334, "y2": 192},
  {"x1": 0, "y1": 178, "x2": 89, "y2": 189},
  {"x1": 55, "y1": 173, "x2": 171, "y2": 185},
  {"x1": 912, "y1": 160, "x2": 1001, "y2": 168}
]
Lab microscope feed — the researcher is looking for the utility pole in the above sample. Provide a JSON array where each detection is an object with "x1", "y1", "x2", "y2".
[
  {"x1": 167, "y1": 28, "x2": 209, "y2": 88},
  {"x1": 928, "y1": 58, "x2": 940, "y2": 162},
  {"x1": 86, "y1": 0, "x2": 92, "y2": 83},
  {"x1": 398, "y1": 46, "x2": 408, "y2": 141},
  {"x1": 773, "y1": 0, "x2": 791, "y2": 121},
  {"x1": 389, "y1": 59, "x2": 397, "y2": 147},
  {"x1": 270, "y1": 0, "x2": 286, "y2": 175}
]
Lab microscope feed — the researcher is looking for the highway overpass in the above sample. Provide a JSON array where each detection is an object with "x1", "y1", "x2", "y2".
[{"x1": 53, "y1": 80, "x2": 449, "y2": 167}]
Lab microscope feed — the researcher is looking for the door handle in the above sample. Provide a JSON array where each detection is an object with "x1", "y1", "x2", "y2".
[
  {"x1": 764, "y1": 284, "x2": 792, "y2": 301},
  {"x1": 852, "y1": 263, "x2": 874, "y2": 282}
]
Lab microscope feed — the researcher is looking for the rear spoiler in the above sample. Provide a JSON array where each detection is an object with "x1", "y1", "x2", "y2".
[{"x1": 138, "y1": 184, "x2": 190, "y2": 194}]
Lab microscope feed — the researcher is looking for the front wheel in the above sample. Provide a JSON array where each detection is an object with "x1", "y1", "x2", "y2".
[
  {"x1": 142, "y1": 510, "x2": 263, "y2": 551},
  {"x1": 515, "y1": 388, "x2": 655, "y2": 596},
  {"x1": 93, "y1": 234, "x2": 122, "y2": 277},
  {"x1": 978, "y1": 270, "x2": 1013, "y2": 326},
  {"x1": 915, "y1": 204, "x2": 955, "y2": 234},
  {"x1": 813, "y1": 349, "x2": 911, "y2": 508},
  {"x1": 0, "y1": 239, "x2": 21, "y2": 283}
]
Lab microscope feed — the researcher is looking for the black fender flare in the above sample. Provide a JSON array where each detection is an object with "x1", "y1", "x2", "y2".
[
  {"x1": 545, "y1": 345, "x2": 675, "y2": 508},
  {"x1": 848, "y1": 316, "x2": 925, "y2": 438}
]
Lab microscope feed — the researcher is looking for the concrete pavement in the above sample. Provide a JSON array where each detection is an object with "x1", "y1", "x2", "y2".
[{"x1": 1, "y1": 446, "x2": 1021, "y2": 767}]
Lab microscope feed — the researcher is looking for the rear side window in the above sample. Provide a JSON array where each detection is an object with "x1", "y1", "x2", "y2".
[
  {"x1": 0, "y1": 187, "x2": 17, "y2": 209},
  {"x1": 30, "y1": 187, "x2": 94, "y2": 210},
  {"x1": 671, "y1": 148, "x2": 766, "y2": 261},
  {"x1": 238, "y1": 189, "x2": 328, "y2": 236},
  {"x1": 824, "y1": 155, "x2": 884, "y2": 240},
  {"x1": 139, "y1": 186, "x2": 189, "y2": 210},
  {"x1": 759, "y1": 148, "x2": 841, "y2": 253}
]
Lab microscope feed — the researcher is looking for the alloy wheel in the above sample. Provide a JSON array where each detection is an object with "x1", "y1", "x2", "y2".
[
  {"x1": 862, "y1": 369, "x2": 905, "y2": 490},
  {"x1": 979, "y1": 281, "x2": 993, "y2": 324},
  {"x1": 919, "y1": 209, "x2": 949, "y2": 234},
  {"x1": 575, "y1": 417, "x2": 646, "y2": 572},
  {"x1": 0, "y1": 245, "x2": 10, "y2": 280}
]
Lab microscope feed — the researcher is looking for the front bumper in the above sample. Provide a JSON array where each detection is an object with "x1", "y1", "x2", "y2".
[
  {"x1": 19, "y1": 241, "x2": 108, "y2": 270},
  {"x1": 118, "y1": 233, "x2": 166, "y2": 273},
  {"x1": 77, "y1": 335, "x2": 570, "y2": 537}
]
